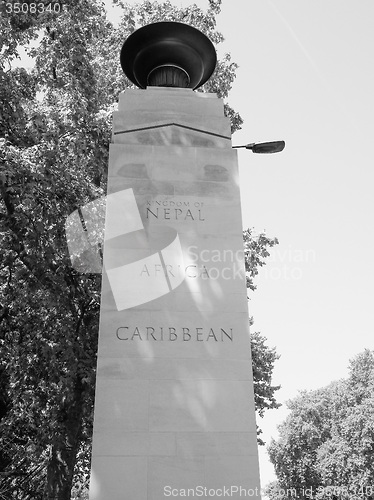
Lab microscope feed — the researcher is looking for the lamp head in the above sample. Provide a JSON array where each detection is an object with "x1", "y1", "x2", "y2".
[
  {"x1": 120, "y1": 22, "x2": 217, "y2": 90},
  {"x1": 250, "y1": 141, "x2": 285, "y2": 154},
  {"x1": 233, "y1": 141, "x2": 286, "y2": 154}
]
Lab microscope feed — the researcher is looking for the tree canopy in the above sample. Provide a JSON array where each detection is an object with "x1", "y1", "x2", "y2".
[
  {"x1": 0, "y1": 1, "x2": 280, "y2": 498},
  {"x1": 266, "y1": 350, "x2": 374, "y2": 500}
]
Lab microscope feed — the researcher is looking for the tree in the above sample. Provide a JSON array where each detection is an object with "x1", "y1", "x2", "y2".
[
  {"x1": 0, "y1": 1, "x2": 279, "y2": 498},
  {"x1": 1, "y1": 2, "x2": 109, "y2": 498},
  {"x1": 243, "y1": 228, "x2": 279, "y2": 293},
  {"x1": 243, "y1": 229, "x2": 281, "y2": 446},
  {"x1": 267, "y1": 350, "x2": 374, "y2": 500},
  {"x1": 251, "y1": 330, "x2": 281, "y2": 446}
]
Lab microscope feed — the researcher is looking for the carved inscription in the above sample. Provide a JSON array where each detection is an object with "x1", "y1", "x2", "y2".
[
  {"x1": 140, "y1": 264, "x2": 210, "y2": 279},
  {"x1": 146, "y1": 199, "x2": 205, "y2": 221},
  {"x1": 116, "y1": 326, "x2": 233, "y2": 342}
]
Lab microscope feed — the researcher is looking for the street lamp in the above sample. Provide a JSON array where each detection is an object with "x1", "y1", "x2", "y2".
[{"x1": 233, "y1": 140, "x2": 285, "y2": 154}]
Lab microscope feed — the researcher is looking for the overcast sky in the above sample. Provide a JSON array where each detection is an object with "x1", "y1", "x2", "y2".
[{"x1": 213, "y1": 0, "x2": 374, "y2": 488}]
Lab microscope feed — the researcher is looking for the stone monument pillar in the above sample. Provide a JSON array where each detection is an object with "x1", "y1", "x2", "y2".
[{"x1": 88, "y1": 22, "x2": 261, "y2": 500}]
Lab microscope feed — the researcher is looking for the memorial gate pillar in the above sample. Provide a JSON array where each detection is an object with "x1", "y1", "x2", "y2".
[{"x1": 88, "y1": 22, "x2": 261, "y2": 500}]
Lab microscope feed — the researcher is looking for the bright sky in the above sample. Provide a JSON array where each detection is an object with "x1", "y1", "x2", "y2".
[
  {"x1": 213, "y1": 0, "x2": 374, "y2": 489},
  {"x1": 17, "y1": 0, "x2": 374, "y2": 492}
]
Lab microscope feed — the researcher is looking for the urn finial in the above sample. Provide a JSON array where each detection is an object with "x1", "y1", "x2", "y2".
[{"x1": 120, "y1": 22, "x2": 217, "y2": 90}]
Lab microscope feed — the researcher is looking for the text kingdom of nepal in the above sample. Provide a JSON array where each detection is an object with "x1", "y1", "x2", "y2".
[{"x1": 116, "y1": 326, "x2": 234, "y2": 342}]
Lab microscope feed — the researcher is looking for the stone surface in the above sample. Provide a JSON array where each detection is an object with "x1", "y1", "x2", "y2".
[{"x1": 88, "y1": 87, "x2": 261, "y2": 500}]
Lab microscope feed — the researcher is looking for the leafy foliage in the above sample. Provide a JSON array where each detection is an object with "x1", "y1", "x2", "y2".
[
  {"x1": 267, "y1": 350, "x2": 374, "y2": 500},
  {"x1": 0, "y1": 1, "x2": 277, "y2": 498},
  {"x1": 243, "y1": 228, "x2": 279, "y2": 292},
  {"x1": 251, "y1": 331, "x2": 281, "y2": 446}
]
